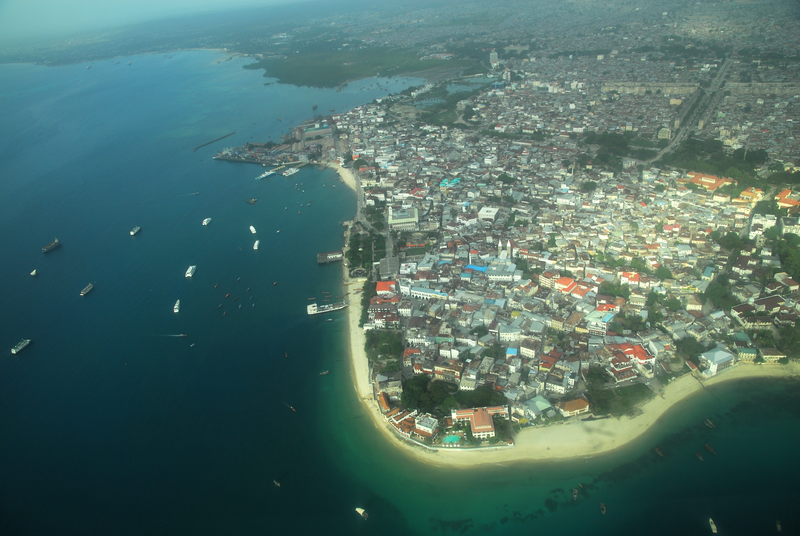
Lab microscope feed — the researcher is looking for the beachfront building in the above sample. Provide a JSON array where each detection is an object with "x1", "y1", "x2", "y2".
[
  {"x1": 699, "y1": 346, "x2": 735, "y2": 377},
  {"x1": 451, "y1": 406, "x2": 509, "y2": 439},
  {"x1": 555, "y1": 397, "x2": 591, "y2": 418}
]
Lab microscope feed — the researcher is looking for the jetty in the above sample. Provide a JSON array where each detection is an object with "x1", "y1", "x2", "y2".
[
  {"x1": 194, "y1": 132, "x2": 235, "y2": 152},
  {"x1": 317, "y1": 251, "x2": 343, "y2": 264}
]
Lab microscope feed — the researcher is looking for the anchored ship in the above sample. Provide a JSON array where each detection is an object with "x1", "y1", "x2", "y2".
[
  {"x1": 42, "y1": 238, "x2": 60, "y2": 253},
  {"x1": 80, "y1": 283, "x2": 94, "y2": 296},
  {"x1": 202, "y1": 218, "x2": 212, "y2": 226},
  {"x1": 307, "y1": 301, "x2": 348, "y2": 315},
  {"x1": 174, "y1": 300, "x2": 180, "y2": 313},
  {"x1": 282, "y1": 167, "x2": 299, "y2": 177},
  {"x1": 130, "y1": 226, "x2": 141, "y2": 236},
  {"x1": 185, "y1": 266, "x2": 196, "y2": 278},
  {"x1": 11, "y1": 339, "x2": 31, "y2": 354},
  {"x1": 254, "y1": 240, "x2": 260, "y2": 250},
  {"x1": 250, "y1": 226, "x2": 257, "y2": 234}
]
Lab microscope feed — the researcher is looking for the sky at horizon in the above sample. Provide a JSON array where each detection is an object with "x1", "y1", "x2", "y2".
[{"x1": 0, "y1": 0, "x2": 296, "y2": 45}]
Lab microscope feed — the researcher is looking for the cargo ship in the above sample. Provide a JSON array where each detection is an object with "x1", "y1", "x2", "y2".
[
  {"x1": 42, "y1": 238, "x2": 60, "y2": 253},
  {"x1": 130, "y1": 226, "x2": 141, "y2": 236},
  {"x1": 80, "y1": 283, "x2": 94, "y2": 296},
  {"x1": 282, "y1": 167, "x2": 299, "y2": 177},
  {"x1": 307, "y1": 301, "x2": 348, "y2": 315},
  {"x1": 202, "y1": 218, "x2": 212, "y2": 226},
  {"x1": 185, "y1": 266, "x2": 196, "y2": 278},
  {"x1": 11, "y1": 339, "x2": 31, "y2": 354},
  {"x1": 174, "y1": 300, "x2": 180, "y2": 313},
  {"x1": 254, "y1": 240, "x2": 260, "y2": 250}
]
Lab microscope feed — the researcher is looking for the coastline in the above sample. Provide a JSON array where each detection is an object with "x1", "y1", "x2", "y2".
[{"x1": 335, "y1": 161, "x2": 800, "y2": 467}]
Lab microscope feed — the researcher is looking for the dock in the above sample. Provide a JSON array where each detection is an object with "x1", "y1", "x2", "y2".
[{"x1": 317, "y1": 251, "x2": 343, "y2": 264}]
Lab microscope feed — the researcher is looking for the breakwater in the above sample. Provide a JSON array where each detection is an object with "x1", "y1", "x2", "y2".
[{"x1": 193, "y1": 131, "x2": 235, "y2": 152}]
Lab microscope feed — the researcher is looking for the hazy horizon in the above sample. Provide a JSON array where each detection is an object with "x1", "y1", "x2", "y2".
[{"x1": 0, "y1": 0, "x2": 298, "y2": 46}]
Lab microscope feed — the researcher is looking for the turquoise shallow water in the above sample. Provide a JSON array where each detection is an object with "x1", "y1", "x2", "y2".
[{"x1": 1, "y1": 50, "x2": 800, "y2": 536}]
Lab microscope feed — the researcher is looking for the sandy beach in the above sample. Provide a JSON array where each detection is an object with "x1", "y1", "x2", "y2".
[{"x1": 335, "y1": 162, "x2": 800, "y2": 467}]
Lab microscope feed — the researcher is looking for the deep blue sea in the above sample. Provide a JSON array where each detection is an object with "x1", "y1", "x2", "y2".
[{"x1": 1, "y1": 50, "x2": 800, "y2": 536}]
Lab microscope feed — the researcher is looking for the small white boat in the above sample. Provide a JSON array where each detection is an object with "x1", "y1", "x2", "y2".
[
  {"x1": 254, "y1": 240, "x2": 260, "y2": 250},
  {"x1": 709, "y1": 518, "x2": 717, "y2": 534},
  {"x1": 30, "y1": 269, "x2": 37, "y2": 276},
  {"x1": 250, "y1": 225, "x2": 257, "y2": 234},
  {"x1": 202, "y1": 218, "x2": 212, "y2": 226},
  {"x1": 130, "y1": 226, "x2": 141, "y2": 236},
  {"x1": 355, "y1": 508, "x2": 368, "y2": 520},
  {"x1": 185, "y1": 266, "x2": 196, "y2": 278},
  {"x1": 174, "y1": 300, "x2": 180, "y2": 313}
]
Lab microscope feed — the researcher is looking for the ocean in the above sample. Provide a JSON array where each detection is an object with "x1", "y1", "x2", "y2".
[{"x1": 1, "y1": 50, "x2": 799, "y2": 536}]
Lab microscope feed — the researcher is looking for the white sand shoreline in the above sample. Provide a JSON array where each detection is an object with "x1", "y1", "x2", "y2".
[{"x1": 335, "y1": 162, "x2": 800, "y2": 467}]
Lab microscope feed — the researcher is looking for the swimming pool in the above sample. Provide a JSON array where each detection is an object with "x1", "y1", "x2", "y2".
[{"x1": 443, "y1": 435, "x2": 460, "y2": 444}]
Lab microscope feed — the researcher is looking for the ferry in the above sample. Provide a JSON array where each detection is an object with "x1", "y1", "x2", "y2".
[
  {"x1": 11, "y1": 339, "x2": 31, "y2": 355},
  {"x1": 250, "y1": 226, "x2": 257, "y2": 234},
  {"x1": 355, "y1": 508, "x2": 368, "y2": 520},
  {"x1": 130, "y1": 226, "x2": 141, "y2": 236},
  {"x1": 185, "y1": 266, "x2": 196, "y2": 278},
  {"x1": 202, "y1": 218, "x2": 212, "y2": 226},
  {"x1": 307, "y1": 302, "x2": 348, "y2": 315},
  {"x1": 80, "y1": 283, "x2": 94, "y2": 296},
  {"x1": 42, "y1": 238, "x2": 60, "y2": 253},
  {"x1": 282, "y1": 167, "x2": 299, "y2": 177},
  {"x1": 254, "y1": 240, "x2": 260, "y2": 250},
  {"x1": 174, "y1": 300, "x2": 180, "y2": 313},
  {"x1": 256, "y1": 170, "x2": 275, "y2": 180}
]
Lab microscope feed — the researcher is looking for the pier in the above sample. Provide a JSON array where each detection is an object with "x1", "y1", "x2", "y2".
[
  {"x1": 317, "y1": 251, "x2": 343, "y2": 264},
  {"x1": 194, "y1": 132, "x2": 235, "y2": 152}
]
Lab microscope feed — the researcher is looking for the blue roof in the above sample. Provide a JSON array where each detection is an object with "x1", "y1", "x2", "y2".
[{"x1": 465, "y1": 265, "x2": 487, "y2": 272}]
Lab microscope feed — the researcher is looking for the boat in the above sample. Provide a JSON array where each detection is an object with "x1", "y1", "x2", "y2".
[
  {"x1": 174, "y1": 300, "x2": 180, "y2": 313},
  {"x1": 356, "y1": 508, "x2": 368, "y2": 520},
  {"x1": 282, "y1": 167, "x2": 299, "y2": 177},
  {"x1": 256, "y1": 171, "x2": 275, "y2": 180},
  {"x1": 218, "y1": 304, "x2": 222, "y2": 308},
  {"x1": 238, "y1": 304, "x2": 242, "y2": 309},
  {"x1": 709, "y1": 518, "x2": 717, "y2": 534},
  {"x1": 185, "y1": 266, "x2": 196, "y2": 278},
  {"x1": 225, "y1": 293, "x2": 230, "y2": 298},
  {"x1": 42, "y1": 238, "x2": 60, "y2": 253},
  {"x1": 276, "y1": 229, "x2": 280, "y2": 233},
  {"x1": 600, "y1": 503, "x2": 606, "y2": 516},
  {"x1": 704, "y1": 418, "x2": 715, "y2": 429},
  {"x1": 11, "y1": 339, "x2": 31, "y2": 355},
  {"x1": 130, "y1": 226, "x2": 141, "y2": 236},
  {"x1": 30, "y1": 269, "x2": 37, "y2": 276},
  {"x1": 254, "y1": 240, "x2": 260, "y2": 250},
  {"x1": 80, "y1": 283, "x2": 94, "y2": 296},
  {"x1": 308, "y1": 297, "x2": 316, "y2": 300},
  {"x1": 320, "y1": 371, "x2": 330, "y2": 376},
  {"x1": 326, "y1": 318, "x2": 333, "y2": 322},
  {"x1": 250, "y1": 226, "x2": 257, "y2": 234},
  {"x1": 202, "y1": 218, "x2": 212, "y2": 226},
  {"x1": 655, "y1": 448, "x2": 664, "y2": 457},
  {"x1": 247, "y1": 198, "x2": 257, "y2": 205},
  {"x1": 704, "y1": 444, "x2": 717, "y2": 455},
  {"x1": 214, "y1": 283, "x2": 219, "y2": 288},
  {"x1": 307, "y1": 302, "x2": 348, "y2": 315},
  {"x1": 696, "y1": 452, "x2": 705, "y2": 462},
  {"x1": 233, "y1": 297, "x2": 239, "y2": 302},
  {"x1": 289, "y1": 406, "x2": 296, "y2": 412},
  {"x1": 572, "y1": 489, "x2": 578, "y2": 501},
  {"x1": 778, "y1": 520, "x2": 782, "y2": 532},
  {"x1": 273, "y1": 480, "x2": 280, "y2": 488}
]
